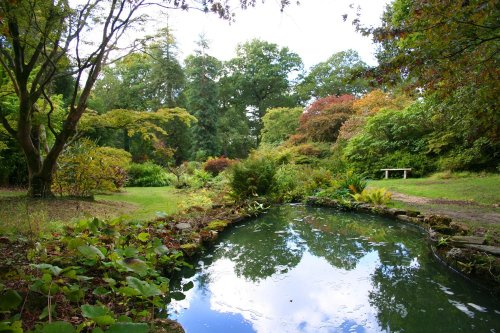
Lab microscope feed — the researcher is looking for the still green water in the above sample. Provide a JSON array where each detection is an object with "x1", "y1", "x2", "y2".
[{"x1": 168, "y1": 205, "x2": 500, "y2": 333}]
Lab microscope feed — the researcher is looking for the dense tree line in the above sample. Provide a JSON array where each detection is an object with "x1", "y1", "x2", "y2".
[{"x1": 1, "y1": 0, "x2": 497, "y2": 193}]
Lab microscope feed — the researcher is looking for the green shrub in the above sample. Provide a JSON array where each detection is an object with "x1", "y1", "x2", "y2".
[
  {"x1": 269, "y1": 165, "x2": 334, "y2": 203},
  {"x1": 188, "y1": 169, "x2": 213, "y2": 188},
  {"x1": 437, "y1": 137, "x2": 497, "y2": 171},
  {"x1": 344, "y1": 102, "x2": 436, "y2": 177},
  {"x1": 338, "y1": 171, "x2": 367, "y2": 194},
  {"x1": 184, "y1": 161, "x2": 202, "y2": 175},
  {"x1": 53, "y1": 140, "x2": 131, "y2": 197},
  {"x1": 127, "y1": 162, "x2": 174, "y2": 187},
  {"x1": 270, "y1": 164, "x2": 304, "y2": 202},
  {"x1": 230, "y1": 155, "x2": 276, "y2": 198},
  {"x1": 315, "y1": 185, "x2": 351, "y2": 200},
  {"x1": 352, "y1": 188, "x2": 392, "y2": 205}
]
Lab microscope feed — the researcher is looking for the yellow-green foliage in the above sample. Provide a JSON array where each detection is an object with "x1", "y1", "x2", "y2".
[
  {"x1": 261, "y1": 107, "x2": 303, "y2": 145},
  {"x1": 81, "y1": 107, "x2": 196, "y2": 142},
  {"x1": 352, "y1": 188, "x2": 392, "y2": 205},
  {"x1": 177, "y1": 189, "x2": 213, "y2": 211},
  {"x1": 53, "y1": 139, "x2": 131, "y2": 197},
  {"x1": 204, "y1": 220, "x2": 229, "y2": 231}
]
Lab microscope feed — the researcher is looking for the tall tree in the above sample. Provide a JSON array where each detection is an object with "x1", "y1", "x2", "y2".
[
  {"x1": 148, "y1": 27, "x2": 186, "y2": 109},
  {"x1": 217, "y1": 68, "x2": 252, "y2": 158},
  {"x1": 0, "y1": 0, "x2": 284, "y2": 198},
  {"x1": 225, "y1": 39, "x2": 303, "y2": 145},
  {"x1": 185, "y1": 36, "x2": 221, "y2": 160},
  {"x1": 90, "y1": 53, "x2": 155, "y2": 113},
  {"x1": 297, "y1": 50, "x2": 370, "y2": 100}
]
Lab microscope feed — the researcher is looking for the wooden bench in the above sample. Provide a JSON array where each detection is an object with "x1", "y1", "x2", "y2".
[{"x1": 380, "y1": 168, "x2": 412, "y2": 179}]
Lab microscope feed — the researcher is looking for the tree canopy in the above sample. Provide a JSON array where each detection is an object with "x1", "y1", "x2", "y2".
[
  {"x1": 297, "y1": 50, "x2": 370, "y2": 100},
  {"x1": 224, "y1": 39, "x2": 303, "y2": 145}
]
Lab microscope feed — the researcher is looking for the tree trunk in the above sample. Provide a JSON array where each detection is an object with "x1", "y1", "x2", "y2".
[
  {"x1": 28, "y1": 171, "x2": 54, "y2": 198},
  {"x1": 123, "y1": 128, "x2": 130, "y2": 152}
]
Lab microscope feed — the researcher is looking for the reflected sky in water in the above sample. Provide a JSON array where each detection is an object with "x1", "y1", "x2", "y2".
[{"x1": 168, "y1": 205, "x2": 500, "y2": 333}]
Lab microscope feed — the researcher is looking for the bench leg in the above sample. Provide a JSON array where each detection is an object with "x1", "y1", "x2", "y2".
[
  {"x1": 403, "y1": 170, "x2": 407, "y2": 179},
  {"x1": 385, "y1": 170, "x2": 389, "y2": 179}
]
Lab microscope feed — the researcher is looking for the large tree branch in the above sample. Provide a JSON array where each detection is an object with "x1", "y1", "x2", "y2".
[
  {"x1": 41, "y1": 88, "x2": 58, "y2": 137},
  {"x1": 0, "y1": 56, "x2": 20, "y2": 96},
  {"x1": 0, "y1": 112, "x2": 17, "y2": 138}
]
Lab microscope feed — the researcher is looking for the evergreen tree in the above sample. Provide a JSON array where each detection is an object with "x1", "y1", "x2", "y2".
[{"x1": 185, "y1": 36, "x2": 222, "y2": 160}]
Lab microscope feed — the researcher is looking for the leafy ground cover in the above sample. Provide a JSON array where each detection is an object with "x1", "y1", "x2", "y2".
[
  {"x1": 369, "y1": 173, "x2": 500, "y2": 232},
  {"x1": 0, "y1": 184, "x2": 256, "y2": 332}
]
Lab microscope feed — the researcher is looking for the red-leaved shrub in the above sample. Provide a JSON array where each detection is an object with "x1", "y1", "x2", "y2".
[
  {"x1": 203, "y1": 157, "x2": 235, "y2": 176},
  {"x1": 298, "y1": 94, "x2": 355, "y2": 142}
]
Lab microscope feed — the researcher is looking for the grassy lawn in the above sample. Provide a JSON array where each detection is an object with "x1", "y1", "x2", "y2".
[
  {"x1": 369, "y1": 173, "x2": 500, "y2": 232},
  {"x1": 0, "y1": 186, "x2": 188, "y2": 236},
  {"x1": 369, "y1": 173, "x2": 500, "y2": 205},
  {"x1": 96, "y1": 186, "x2": 185, "y2": 221}
]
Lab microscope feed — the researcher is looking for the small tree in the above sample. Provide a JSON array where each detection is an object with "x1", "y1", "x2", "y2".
[{"x1": 53, "y1": 140, "x2": 131, "y2": 197}]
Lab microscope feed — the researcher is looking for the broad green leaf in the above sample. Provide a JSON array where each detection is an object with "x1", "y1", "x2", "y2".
[
  {"x1": 62, "y1": 270, "x2": 78, "y2": 280},
  {"x1": 0, "y1": 290, "x2": 22, "y2": 311},
  {"x1": 81, "y1": 304, "x2": 112, "y2": 319},
  {"x1": 62, "y1": 285, "x2": 85, "y2": 302},
  {"x1": 169, "y1": 291, "x2": 186, "y2": 301},
  {"x1": 119, "y1": 258, "x2": 149, "y2": 276},
  {"x1": 136, "y1": 232, "x2": 150, "y2": 242},
  {"x1": 77, "y1": 245, "x2": 105, "y2": 260},
  {"x1": 66, "y1": 238, "x2": 85, "y2": 250},
  {"x1": 182, "y1": 281, "x2": 194, "y2": 292},
  {"x1": 153, "y1": 244, "x2": 169, "y2": 255},
  {"x1": 76, "y1": 275, "x2": 94, "y2": 282},
  {"x1": 117, "y1": 315, "x2": 132, "y2": 322},
  {"x1": 93, "y1": 287, "x2": 110, "y2": 296},
  {"x1": 117, "y1": 247, "x2": 138, "y2": 258},
  {"x1": 39, "y1": 304, "x2": 56, "y2": 320},
  {"x1": 93, "y1": 315, "x2": 116, "y2": 326},
  {"x1": 33, "y1": 263, "x2": 63, "y2": 276},
  {"x1": 103, "y1": 277, "x2": 116, "y2": 286},
  {"x1": 117, "y1": 286, "x2": 140, "y2": 297},
  {"x1": 106, "y1": 322, "x2": 149, "y2": 333},
  {"x1": 0, "y1": 321, "x2": 23, "y2": 333},
  {"x1": 41, "y1": 321, "x2": 75, "y2": 333},
  {"x1": 126, "y1": 276, "x2": 162, "y2": 298}
]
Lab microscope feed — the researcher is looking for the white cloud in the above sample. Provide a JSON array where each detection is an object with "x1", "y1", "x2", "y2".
[{"x1": 171, "y1": 251, "x2": 385, "y2": 333}]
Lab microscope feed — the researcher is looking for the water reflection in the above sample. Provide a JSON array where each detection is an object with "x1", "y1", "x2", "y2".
[{"x1": 169, "y1": 205, "x2": 500, "y2": 333}]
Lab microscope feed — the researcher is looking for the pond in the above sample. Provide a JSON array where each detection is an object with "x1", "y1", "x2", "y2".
[{"x1": 168, "y1": 205, "x2": 500, "y2": 333}]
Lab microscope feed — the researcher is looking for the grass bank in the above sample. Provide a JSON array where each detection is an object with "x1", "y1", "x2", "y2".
[
  {"x1": 96, "y1": 186, "x2": 185, "y2": 221},
  {"x1": 0, "y1": 186, "x2": 187, "y2": 236},
  {"x1": 369, "y1": 172, "x2": 500, "y2": 205},
  {"x1": 369, "y1": 173, "x2": 499, "y2": 232}
]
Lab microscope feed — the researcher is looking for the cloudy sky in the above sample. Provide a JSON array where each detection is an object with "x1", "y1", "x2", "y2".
[{"x1": 144, "y1": 0, "x2": 391, "y2": 69}]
